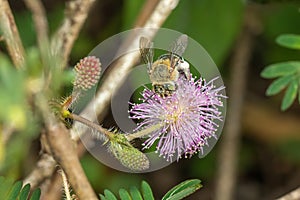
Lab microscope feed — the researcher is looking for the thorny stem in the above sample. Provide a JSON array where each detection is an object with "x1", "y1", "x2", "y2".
[
  {"x1": 69, "y1": 112, "x2": 113, "y2": 138},
  {"x1": 69, "y1": 112, "x2": 163, "y2": 142},
  {"x1": 60, "y1": 170, "x2": 72, "y2": 200}
]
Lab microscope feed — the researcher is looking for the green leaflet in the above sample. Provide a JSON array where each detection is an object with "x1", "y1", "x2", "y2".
[
  {"x1": 281, "y1": 79, "x2": 299, "y2": 111},
  {"x1": 276, "y1": 34, "x2": 300, "y2": 50},
  {"x1": 19, "y1": 184, "x2": 30, "y2": 200},
  {"x1": 261, "y1": 33, "x2": 300, "y2": 111},
  {"x1": 7, "y1": 181, "x2": 22, "y2": 200},
  {"x1": 0, "y1": 177, "x2": 41, "y2": 200},
  {"x1": 119, "y1": 188, "x2": 131, "y2": 200},
  {"x1": 130, "y1": 186, "x2": 143, "y2": 200},
  {"x1": 29, "y1": 189, "x2": 41, "y2": 200},
  {"x1": 162, "y1": 179, "x2": 202, "y2": 200},
  {"x1": 104, "y1": 189, "x2": 118, "y2": 200},
  {"x1": 266, "y1": 74, "x2": 293, "y2": 96},
  {"x1": 141, "y1": 181, "x2": 155, "y2": 200},
  {"x1": 261, "y1": 61, "x2": 300, "y2": 79},
  {"x1": 99, "y1": 180, "x2": 201, "y2": 200}
]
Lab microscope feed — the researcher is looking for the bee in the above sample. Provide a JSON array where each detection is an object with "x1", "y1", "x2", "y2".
[{"x1": 139, "y1": 34, "x2": 190, "y2": 97}]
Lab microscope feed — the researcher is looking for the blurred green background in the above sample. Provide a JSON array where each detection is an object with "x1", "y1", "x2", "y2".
[{"x1": 1, "y1": 0, "x2": 300, "y2": 199}]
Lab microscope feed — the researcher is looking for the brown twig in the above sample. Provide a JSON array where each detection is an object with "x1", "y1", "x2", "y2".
[
  {"x1": 40, "y1": 140, "x2": 87, "y2": 200},
  {"x1": 23, "y1": 0, "x2": 54, "y2": 91},
  {"x1": 277, "y1": 187, "x2": 300, "y2": 200},
  {"x1": 133, "y1": 0, "x2": 159, "y2": 27},
  {"x1": 243, "y1": 99, "x2": 300, "y2": 142},
  {"x1": 23, "y1": 0, "x2": 96, "y2": 194},
  {"x1": 51, "y1": 0, "x2": 96, "y2": 68},
  {"x1": 38, "y1": 96, "x2": 97, "y2": 200},
  {"x1": 0, "y1": 0, "x2": 26, "y2": 162},
  {"x1": 23, "y1": 0, "x2": 49, "y2": 47},
  {"x1": 40, "y1": 173, "x2": 62, "y2": 200},
  {"x1": 0, "y1": 0, "x2": 25, "y2": 68},
  {"x1": 45, "y1": 124, "x2": 97, "y2": 199},
  {"x1": 23, "y1": 153, "x2": 56, "y2": 189},
  {"x1": 214, "y1": 7, "x2": 262, "y2": 200}
]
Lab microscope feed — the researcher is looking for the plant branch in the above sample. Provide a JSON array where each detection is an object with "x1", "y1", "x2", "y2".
[
  {"x1": 243, "y1": 98, "x2": 300, "y2": 142},
  {"x1": 70, "y1": 112, "x2": 113, "y2": 138},
  {"x1": 23, "y1": 153, "x2": 56, "y2": 189},
  {"x1": 277, "y1": 187, "x2": 300, "y2": 200},
  {"x1": 24, "y1": 0, "x2": 95, "y2": 192},
  {"x1": 214, "y1": 6, "x2": 262, "y2": 200},
  {"x1": 37, "y1": 96, "x2": 97, "y2": 200},
  {"x1": 0, "y1": 0, "x2": 25, "y2": 68},
  {"x1": 133, "y1": 0, "x2": 159, "y2": 27},
  {"x1": 51, "y1": 0, "x2": 96, "y2": 68},
  {"x1": 23, "y1": 0, "x2": 49, "y2": 47},
  {"x1": 70, "y1": 112, "x2": 162, "y2": 141}
]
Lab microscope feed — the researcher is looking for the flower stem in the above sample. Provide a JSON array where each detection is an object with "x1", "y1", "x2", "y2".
[
  {"x1": 126, "y1": 123, "x2": 163, "y2": 141},
  {"x1": 69, "y1": 113, "x2": 113, "y2": 138},
  {"x1": 69, "y1": 112, "x2": 162, "y2": 142}
]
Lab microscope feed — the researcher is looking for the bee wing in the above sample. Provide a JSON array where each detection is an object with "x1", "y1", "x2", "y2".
[
  {"x1": 169, "y1": 34, "x2": 188, "y2": 70},
  {"x1": 139, "y1": 37, "x2": 154, "y2": 73},
  {"x1": 170, "y1": 34, "x2": 188, "y2": 57}
]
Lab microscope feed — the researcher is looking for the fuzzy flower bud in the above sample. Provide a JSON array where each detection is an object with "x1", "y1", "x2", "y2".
[
  {"x1": 74, "y1": 56, "x2": 101, "y2": 90},
  {"x1": 108, "y1": 133, "x2": 150, "y2": 171}
]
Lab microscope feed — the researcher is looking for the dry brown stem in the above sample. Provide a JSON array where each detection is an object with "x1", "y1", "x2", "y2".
[
  {"x1": 41, "y1": 140, "x2": 87, "y2": 200},
  {"x1": 41, "y1": 104, "x2": 97, "y2": 200},
  {"x1": 51, "y1": 0, "x2": 96, "y2": 68},
  {"x1": 23, "y1": 153, "x2": 56, "y2": 189},
  {"x1": 214, "y1": 7, "x2": 262, "y2": 200},
  {"x1": 0, "y1": 0, "x2": 25, "y2": 68},
  {"x1": 133, "y1": 0, "x2": 159, "y2": 27},
  {"x1": 24, "y1": 0, "x2": 96, "y2": 195},
  {"x1": 243, "y1": 99, "x2": 300, "y2": 142},
  {"x1": 40, "y1": 174, "x2": 62, "y2": 200},
  {"x1": 23, "y1": 0, "x2": 49, "y2": 46},
  {"x1": 277, "y1": 187, "x2": 300, "y2": 200}
]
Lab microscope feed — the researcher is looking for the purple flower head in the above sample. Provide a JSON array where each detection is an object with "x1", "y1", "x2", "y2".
[{"x1": 129, "y1": 76, "x2": 225, "y2": 161}]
